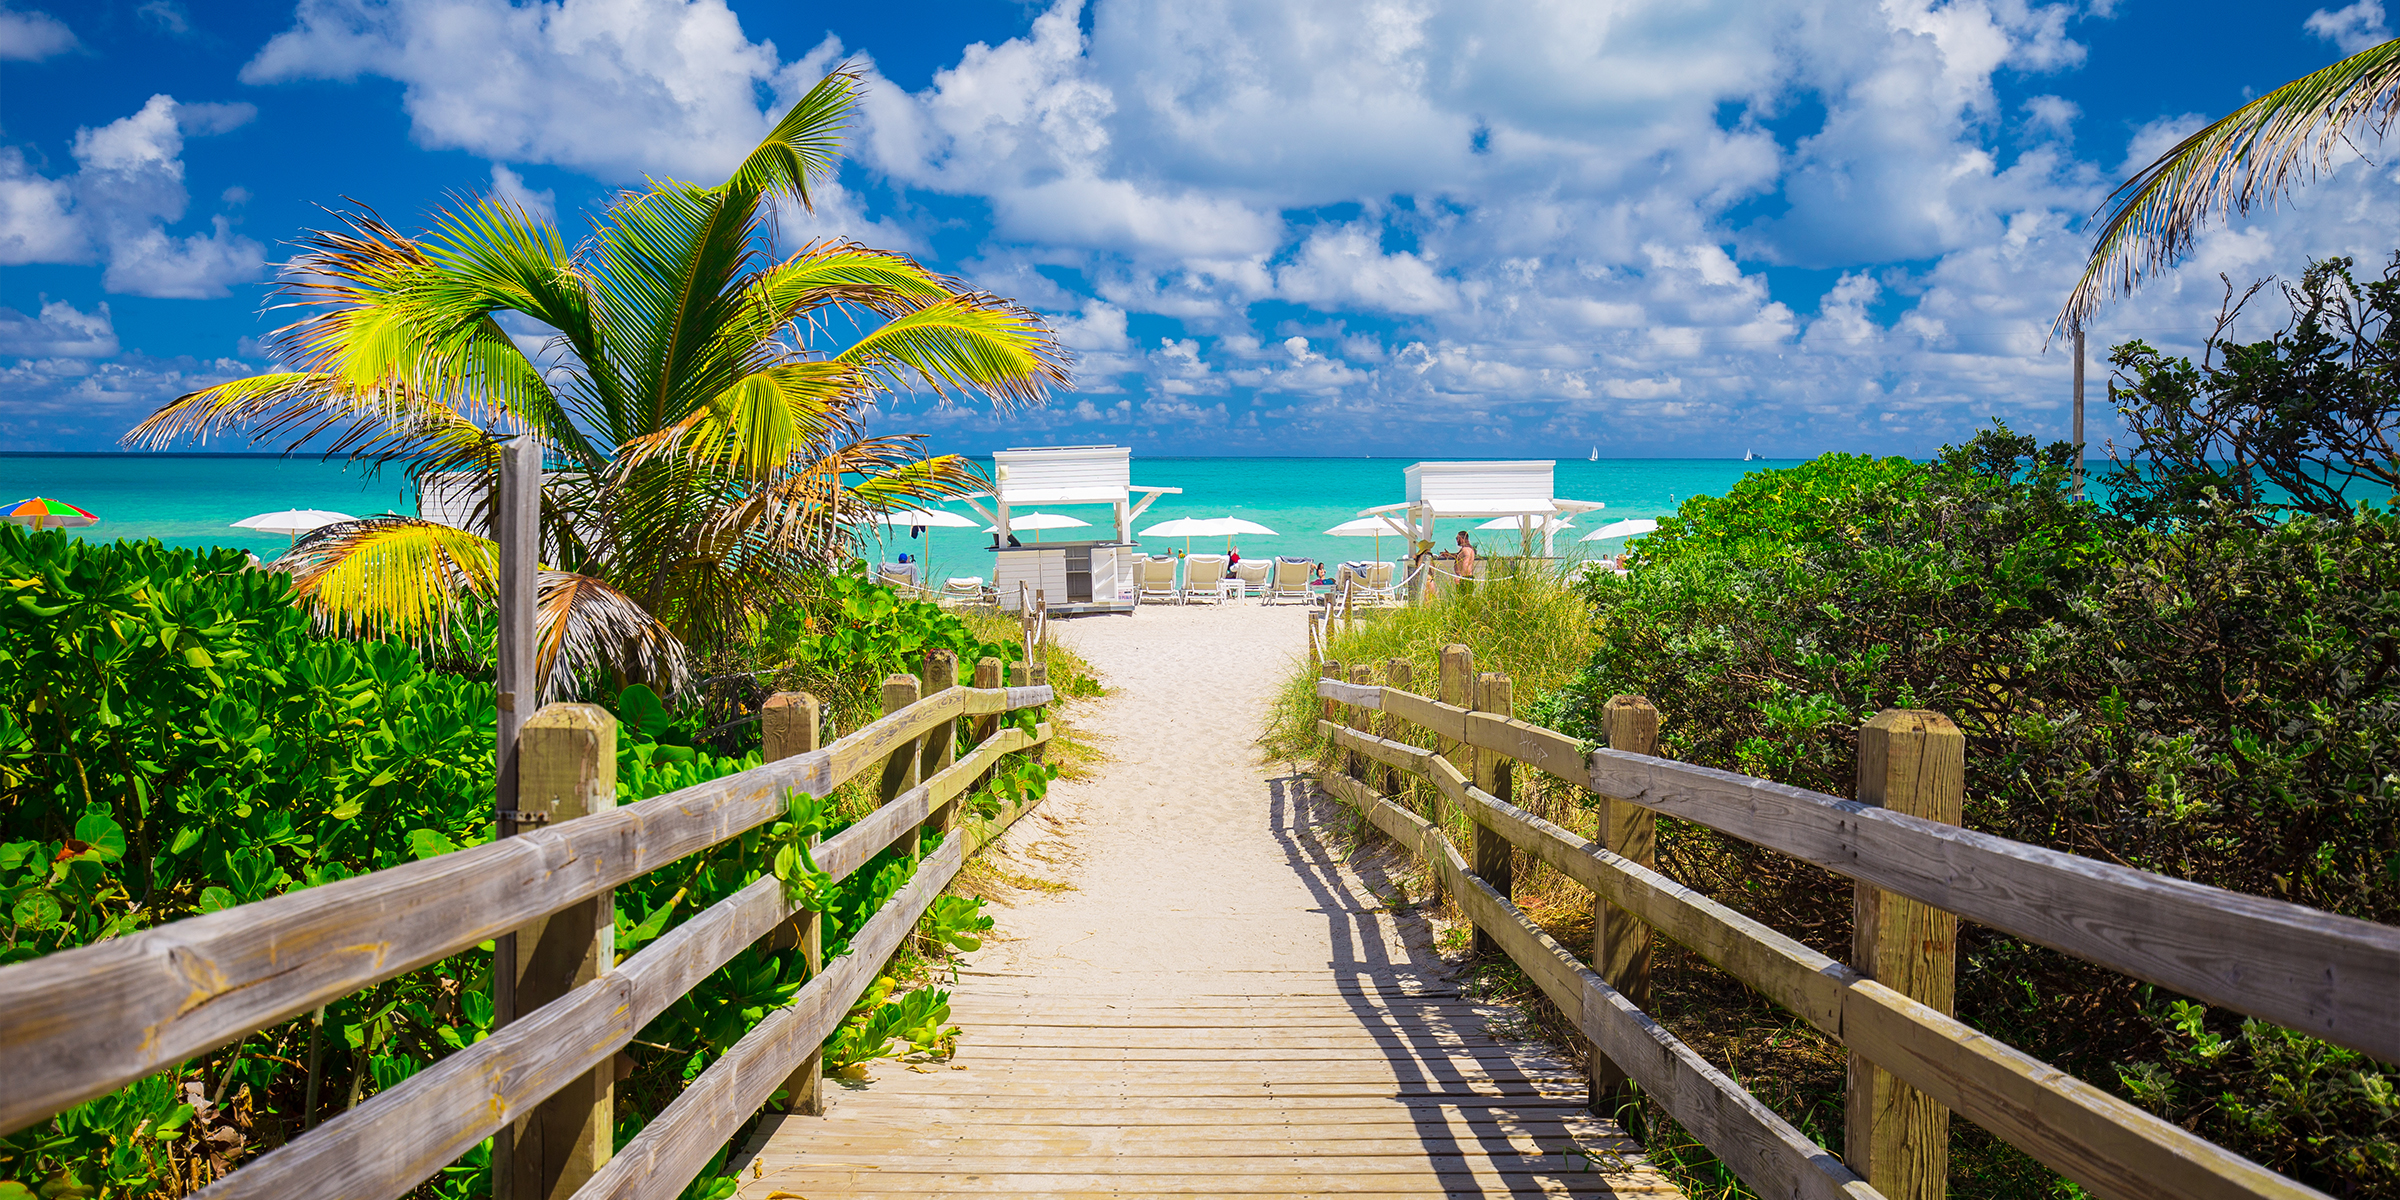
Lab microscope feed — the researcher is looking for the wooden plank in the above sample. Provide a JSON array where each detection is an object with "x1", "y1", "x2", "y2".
[
  {"x1": 1319, "y1": 772, "x2": 1874, "y2": 1200},
  {"x1": 1376, "y1": 687, "x2": 1467, "y2": 744},
  {"x1": 0, "y1": 682, "x2": 1053, "y2": 1135},
  {"x1": 190, "y1": 777, "x2": 960, "y2": 1200},
  {"x1": 1466, "y1": 711, "x2": 1594, "y2": 791},
  {"x1": 1319, "y1": 679, "x2": 1384, "y2": 710},
  {"x1": 576, "y1": 833, "x2": 970, "y2": 1200},
  {"x1": 1847, "y1": 711, "x2": 1962, "y2": 1200},
  {"x1": 500, "y1": 704, "x2": 620, "y2": 1200},
  {"x1": 1594, "y1": 695, "x2": 1660, "y2": 1124},
  {"x1": 1585, "y1": 747, "x2": 2400, "y2": 1065},
  {"x1": 1841, "y1": 980, "x2": 2328, "y2": 1200}
]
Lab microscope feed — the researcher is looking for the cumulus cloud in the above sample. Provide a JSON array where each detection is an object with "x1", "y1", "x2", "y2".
[
  {"x1": 0, "y1": 95, "x2": 266, "y2": 298},
  {"x1": 0, "y1": 3, "x2": 75, "y2": 60},
  {"x1": 243, "y1": 0, "x2": 842, "y2": 183},
  {"x1": 2306, "y1": 0, "x2": 2390, "y2": 55},
  {"x1": 0, "y1": 299, "x2": 118, "y2": 357},
  {"x1": 486, "y1": 164, "x2": 557, "y2": 226},
  {"x1": 0, "y1": 350, "x2": 254, "y2": 449}
]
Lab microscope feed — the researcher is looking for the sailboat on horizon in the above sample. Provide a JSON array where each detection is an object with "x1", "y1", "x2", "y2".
[
  {"x1": 1588, "y1": 445, "x2": 1598, "y2": 462},
  {"x1": 1743, "y1": 448, "x2": 1758, "y2": 461}
]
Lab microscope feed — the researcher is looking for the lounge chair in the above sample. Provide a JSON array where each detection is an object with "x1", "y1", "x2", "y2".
[
  {"x1": 939, "y1": 576, "x2": 992, "y2": 607},
  {"x1": 1354, "y1": 561, "x2": 1400, "y2": 604},
  {"x1": 1233, "y1": 559, "x2": 1270, "y2": 598},
  {"x1": 877, "y1": 561, "x2": 919, "y2": 592},
  {"x1": 1267, "y1": 557, "x2": 1314, "y2": 605},
  {"x1": 1138, "y1": 556, "x2": 1180, "y2": 605},
  {"x1": 1182, "y1": 555, "x2": 1230, "y2": 604}
]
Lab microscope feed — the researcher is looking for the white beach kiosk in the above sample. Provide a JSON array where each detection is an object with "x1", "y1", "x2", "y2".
[
  {"x1": 956, "y1": 445, "x2": 1179, "y2": 614},
  {"x1": 1360, "y1": 460, "x2": 1603, "y2": 595}
]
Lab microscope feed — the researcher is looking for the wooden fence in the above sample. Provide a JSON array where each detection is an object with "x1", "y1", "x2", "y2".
[
  {"x1": 1313, "y1": 647, "x2": 2400, "y2": 1200},
  {"x1": 0, "y1": 651, "x2": 1057, "y2": 1200}
]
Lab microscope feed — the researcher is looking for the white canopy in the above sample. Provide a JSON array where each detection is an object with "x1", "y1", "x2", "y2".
[
  {"x1": 985, "y1": 511, "x2": 1091, "y2": 533},
  {"x1": 232, "y1": 509, "x2": 355, "y2": 536},
  {"x1": 1581, "y1": 518, "x2": 1659, "y2": 541},
  {"x1": 958, "y1": 444, "x2": 1181, "y2": 542},
  {"x1": 1360, "y1": 460, "x2": 1605, "y2": 557}
]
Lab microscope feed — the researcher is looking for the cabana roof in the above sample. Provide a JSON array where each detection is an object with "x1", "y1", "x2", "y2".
[
  {"x1": 960, "y1": 444, "x2": 1179, "y2": 544},
  {"x1": 1360, "y1": 460, "x2": 1603, "y2": 520}
]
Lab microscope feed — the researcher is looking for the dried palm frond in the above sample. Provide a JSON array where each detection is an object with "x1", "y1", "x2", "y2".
[
  {"x1": 535, "y1": 570, "x2": 691, "y2": 702},
  {"x1": 2059, "y1": 39, "x2": 2400, "y2": 336}
]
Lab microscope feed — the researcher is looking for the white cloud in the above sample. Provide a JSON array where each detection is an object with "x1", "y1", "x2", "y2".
[
  {"x1": 0, "y1": 299, "x2": 118, "y2": 357},
  {"x1": 0, "y1": 351, "x2": 254, "y2": 449},
  {"x1": 0, "y1": 3, "x2": 74, "y2": 60},
  {"x1": 244, "y1": 0, "x2": 839, "y2": 183},
  {"x1": 487, "y1": 164, "x2": 557, "y2": 226},
  {"x1": 2306, "y1": 0, "x2": 2390, "y2": 55},
  {"x1": 0, "y1": 95, "x2": 265, "y2": 298}
]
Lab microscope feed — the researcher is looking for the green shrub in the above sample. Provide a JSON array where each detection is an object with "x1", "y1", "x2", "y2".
[
  {"x1": 0, "y1": 532, "x2": 1046, "y2": 1198},
  {"x1": 1557, "y1": 428, "x2": 2400, "y2": 1197}
]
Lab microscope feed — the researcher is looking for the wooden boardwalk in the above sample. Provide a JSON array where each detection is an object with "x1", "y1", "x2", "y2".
[{"x1": 734, "y1": 969, "x2": 1672, "y2": 1197}]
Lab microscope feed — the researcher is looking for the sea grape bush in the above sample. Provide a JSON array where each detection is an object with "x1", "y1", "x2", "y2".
[
  {"x1": 0, "y1": 532, "x2": 1043, "y2": 1198},
  {"x1": 1558, "y1": 427, "x2": 2400, "y2": 1196}
]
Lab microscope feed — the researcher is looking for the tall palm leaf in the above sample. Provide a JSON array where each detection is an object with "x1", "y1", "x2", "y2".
[
  {"x1": 2060, "y1": 39, "x2": 2400, "y2": 334},
  {"x1": 125, "y1": 68, "x2": 1071, "y2": 692}
]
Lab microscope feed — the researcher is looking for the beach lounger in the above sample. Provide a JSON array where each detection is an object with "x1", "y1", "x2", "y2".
[
  {"x1": 1267, "y1": 557, "x2": 1314, "y2": 605},
  {"x1": 877, "y1": 562, "x2": 919, "y2": 592},
  {"x1": 1233, "y1": 559, "x2": 1270, "y2": 598},
  {"x1": 1138, "y1": 556, "x2": 1180, "y2": 605},
  {"x1": 938, "y1": 576, "x2": 992, "y2": 607},
  {"x1": 1182, "y1": 555, "x2": 1231, "y2": 604},
  {"x1": 1356, "y1": 561, "x2": 1400, "y2": 604}
]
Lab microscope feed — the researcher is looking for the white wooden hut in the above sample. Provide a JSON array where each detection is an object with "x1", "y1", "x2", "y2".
[
  {"x1": 958, "y1": 445, "x2": 1178, "y2": 613},
  {"x1": 1361, "y1": 459, "x2": 1603, "y2": 565}
]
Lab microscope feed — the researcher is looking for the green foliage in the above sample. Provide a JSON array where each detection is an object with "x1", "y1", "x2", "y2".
[
  {"x1": 1552, "y1": 426, "x2": 2400, "y2": 1197},
  {"x1": 747, "y1": 569, "x2": 1018, "y2": 727},
  {"x1": 822, "y1": 977, "x2": 959, "y2": 1070},
  {"x1": 922, "y1": 894, "x2": 993, "y2": 955},
  {"x1": 2105, "y1": 252, "x2": 2400, "y2": 523},
  {"x1": 963, "y1": 758, "x2": 1058, "y2": 821},
  {"x1": 0, "y1": 532, "x2": 1054, "y2": 1198}
]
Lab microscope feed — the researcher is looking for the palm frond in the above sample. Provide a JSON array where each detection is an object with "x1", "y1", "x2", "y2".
[
  {"x1": 607, "y1": 360, "x2": 869, "y2": 478},
  {"x1": 725, "y1": 68, "x2": 861, "y2": 211},
  {"x1": 279, "y1": 516, "x2": 498, "y2": 641},
  {"x1": 757, "y1": 240, "x2": 957, "y2": 319},
  {"x1": 535, "y1": 570, "x2": 691, "y2": 702},
  {"x1": 125, "y1": 371, "x2": 499, "y2": 468},
  {"x1": 835, "y1": 294, "x2": 1072, "y2": 409},
  {"x1": 591, "y1": 182, "x2": 766, "y2": 440},
  {"x1": 2060, "y1": 38, "x2": 2400, "y2": 335}
]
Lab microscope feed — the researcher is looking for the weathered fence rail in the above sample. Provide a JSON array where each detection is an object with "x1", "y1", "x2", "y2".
[
  {"x1": 0, "y1": 652, "x2": 1058, "y2": 1200},
  {"x1": 1314, "y1": 649, "x2": 2400, "y2": 1200}
]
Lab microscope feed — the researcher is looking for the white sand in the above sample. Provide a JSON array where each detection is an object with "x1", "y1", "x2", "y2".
[{"x1": 961, "y1": 600, "x2": 1447, "y2": 991}]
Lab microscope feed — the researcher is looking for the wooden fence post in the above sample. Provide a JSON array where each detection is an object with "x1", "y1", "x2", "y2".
[
  {"x1": 919, "y1": 650, "x2": 959, "y2": 839},
  {"x1": 1847, "y1": 709, "x2": 1965, "y2": 1200},
  {"x1": 1592, "y1": 694, "x2": 1660, "y2": 1131},
  {"x1": 498, "y1": 703, "x2": 617, "y2": 1200},
  {"x1": 972, "y1": 656, "x2": 1004, "y2": 786},
  {"x1": 1382, "y1": 658, "x2": 1412, "y2": 797},
  {"x1": 1469, "y1": 673, "x2": 1515, "y2": 956},
  {"x1": 878, "y1": 674, "x2": 922, "y2": 858},
  {"x1": 1345, "y1": 663, "x2": 1373, "y2": 782},
  {"x1": 1318, "y1": 659, "x2": 1342, "y2": 731},
  {"x1": 1435, "y1": 645, "x2": 1473, "y2": 841},
  {"x1": 760, "y1": 691, "x2": 824, "y2": 1117}
]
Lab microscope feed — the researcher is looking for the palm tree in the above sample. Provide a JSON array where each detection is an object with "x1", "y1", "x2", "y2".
[
  {"x1": 128, "y1": 70, "x2": 1070, "y2": 699},
  {"x1": 2058, "y1": 39, "x2": 2400, "y2": 334}
]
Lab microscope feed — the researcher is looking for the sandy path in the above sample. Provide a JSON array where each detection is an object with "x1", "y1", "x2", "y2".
[
  {"x1": 737, "y1": 601, "x2": 1672, "y2": 1198},
  {"x1": 963, "y1": 601, "x2": 1441, "y2": 989}
]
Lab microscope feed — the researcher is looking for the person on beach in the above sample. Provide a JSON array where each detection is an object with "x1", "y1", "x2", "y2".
[
  {"x1": 1226, "y1": 547, "x2": 1241, "y2": 572},
  {"x1": 1440, "y1": 531, "x2": 1477, "y2": 593}
]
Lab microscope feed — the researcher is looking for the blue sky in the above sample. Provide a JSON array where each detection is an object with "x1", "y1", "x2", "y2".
[{"x1": 2, "y1": 0, "x2": 2394, "y2": 458}]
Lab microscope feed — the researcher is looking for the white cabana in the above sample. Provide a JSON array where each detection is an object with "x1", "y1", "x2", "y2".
[
  {"x1": 1358, "y1": 460, "x2": 1604, "y2": 559},
  {"x1": 955, "y1": 446, "x2": 1182, "y2": 613}
]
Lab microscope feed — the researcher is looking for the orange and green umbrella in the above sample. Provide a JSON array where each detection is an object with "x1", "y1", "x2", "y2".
[{"x1": 4, "y1": 497, "x2": 99, "y2": 530}]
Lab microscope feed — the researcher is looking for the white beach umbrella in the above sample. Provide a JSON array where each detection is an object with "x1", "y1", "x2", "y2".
[
  {"x1": 233, "y1": 509, "x2": 357, "y2": 536},
  {"x1": 985, "y1": 511, "x2": 1091, "y2": 544},
  {"x1": 1475, "y1": 514, "x2": 1575, "y2": 531},
  {"x1": 845, "y1": 507, "x2": 980, "y2": 528},
  {"x1": 233, "y1": 509, "x2": 357, "y2": 550},
  {"x1": 1138, "y1": 515, "x2": 1215, "y2": 554},
  {"x1": 1326, "y1": 515, "x2": 1408, "y2": 560},
  {"x1": 1580, "y1": 518, "x2": 1659, "y2": 542},
  {"x1": 1193, "y1": 516, "x2": 1275, "y2": 553}
]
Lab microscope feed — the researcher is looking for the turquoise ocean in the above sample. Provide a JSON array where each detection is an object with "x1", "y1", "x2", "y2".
[{"x1": 2, "y1": 452, "x2": 1793, "y2": 581}]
